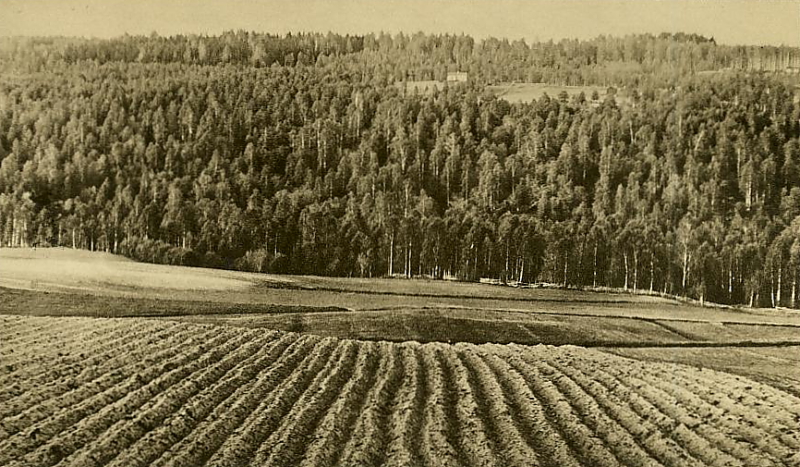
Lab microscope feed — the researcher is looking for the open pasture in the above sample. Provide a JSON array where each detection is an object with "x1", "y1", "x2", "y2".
[{"x1": 2, "y1": 248, "x2": 797, "y2": 325}]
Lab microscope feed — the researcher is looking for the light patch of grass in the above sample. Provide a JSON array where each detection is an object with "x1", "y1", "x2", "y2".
[{"x1": 0, "y1": 247, "x2": 275, "y2": 293}]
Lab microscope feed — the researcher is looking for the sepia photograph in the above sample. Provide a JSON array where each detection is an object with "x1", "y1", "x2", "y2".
[{"x1": 1, "y1": 0, "x2": 799, "y2": 465}]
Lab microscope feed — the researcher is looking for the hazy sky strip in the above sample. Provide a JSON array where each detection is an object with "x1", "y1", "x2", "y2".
[{"x1": 0, "y1": 0, "x2": 798, "y2": 46}]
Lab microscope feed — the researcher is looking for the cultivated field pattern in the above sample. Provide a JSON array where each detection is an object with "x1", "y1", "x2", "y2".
[{"x1": 2, "y1": 316, "x2": 799, "y2": 467}]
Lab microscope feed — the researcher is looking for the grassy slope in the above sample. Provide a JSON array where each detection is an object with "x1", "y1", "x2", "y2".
[{"x1": 2, "y1": 247, "x2": 797, "y2": 323}]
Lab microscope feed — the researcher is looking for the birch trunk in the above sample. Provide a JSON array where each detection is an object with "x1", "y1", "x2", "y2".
[
  {"x1": 407, "y1": 241, "x2": 412, "y2": 278},
  {"x1": 770, "y1": 277, "x2": 775, "y2": 307},
  {"x1": 623, "y1": 252, "x2": 629, "y2": 290},
  {"x1": 728, "y1": 260, "x2": 734, "y2": 301},
  {"x1": 681, "y1": 247, "x2": 690, "y2": 294},
  {"x1": 505, "y1": 242, "x2": 510, "y2": 283},
  {"x1": 388, "y1": 232, "x2": 394, "y2": 276}
]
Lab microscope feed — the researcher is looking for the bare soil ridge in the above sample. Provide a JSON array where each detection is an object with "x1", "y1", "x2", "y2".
[{"x1": 2, "y1": 316, "x2": 799, "y2": 467}]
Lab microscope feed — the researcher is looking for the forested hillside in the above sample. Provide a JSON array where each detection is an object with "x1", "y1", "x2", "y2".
[{"x1": 1, "y1": 32, "x2": 799, "y2": 307}]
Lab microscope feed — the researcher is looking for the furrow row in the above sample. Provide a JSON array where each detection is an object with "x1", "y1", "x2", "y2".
[
  {"x1": 60, "y1": 329, "x2": 276, "y2": 467},
  {"x1": 2, "y1": 316, "x2": 798, "y2": 467},
  {"x1": 535, "y1": 357, "x2": 672, "y2": 467},
  {"x1": 655, "y1": 364, "x2": 800, "y2": 448},
  {"x1": 418, "y1": 344, "x2": 464, "y2": 467},
  {"x1": 0, "y1": 320, "x2": 185, "y2": 403},
  {"x1": 0, "y1": 325, "x2": 229, "y2": 467},
  {"x1": 150, "y1": 333, "x2": 321, "y2": 467},
  {"x1": 479, "y1": 346, "x2": 582, "y2": 467},
  {"x1": 336, "y1": 341, "x2": 403, "y2": 467},
  {"x1": 102, "y1": 329, "x2": 284, "y2": 467},
  {"x1": 202, "y1": 336, "x2": 340, "y2": 467},
  {"x1": 382, "y1": 343, "x2": 426, "y2": 467},
  {"x1": 551, "y1": 354, "x2": 781, "y2": 467},
  {"x1": 629, "y1": 368, "x2": 793, "y2": 463},
  {"x1": 0, "y1": 323, "x2": 196, "y2": 434},
  {"x1": 439, "y1": 345, "x2": 501, "y2": 467},
  {"x1": 0, "y1": 317, "x2": 94, "y2": 353},
  {"x1": 0, "y1": 317, "x2": 156, "y2": 366},
  {"x1": 252, "y1": 340, "x2": 360, "y2": 467},
  {"x1": 296, "y1": 341, "x2": 380, "y2": 467},
  {"x1": 563, "y1": 349, "x2": 776, "y2": 466},
  {"x1": 507, "y1": 347, "x2": 622, "y2": 467},
  {"x1": 456, "y1": 345, "x2": 543, "y2": 467}
]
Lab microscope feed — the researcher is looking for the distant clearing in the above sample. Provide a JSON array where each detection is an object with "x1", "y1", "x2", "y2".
[{"x1": 488, "y1": 83, "x2": 629, "y2": 105}]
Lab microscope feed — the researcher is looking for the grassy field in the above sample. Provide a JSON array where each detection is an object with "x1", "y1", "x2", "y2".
[
  {"x1": 2, "y1": 248, "x2": 800, "y2": 466},
  {"x1": 3, "y1": 248, "x2": 796, "y2": 323},
  {"x1": 169, "y1": 307, "x2": 800, "y2": 346}
]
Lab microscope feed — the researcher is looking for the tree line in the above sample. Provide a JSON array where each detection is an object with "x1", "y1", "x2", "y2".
[
  {"x1": 4, "y1": 31, "x2": 800, "y2": 86},
  {"x1": 0, "y1": 32, "x2": 799, "y2": 307}
]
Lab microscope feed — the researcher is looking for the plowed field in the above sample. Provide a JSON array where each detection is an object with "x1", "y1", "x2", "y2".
[{"x1": 2, "y1": 315, "x2": 799, "y2": 467}]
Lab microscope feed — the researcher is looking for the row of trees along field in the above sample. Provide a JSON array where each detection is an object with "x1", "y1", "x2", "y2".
[{"x1": 1, "y1": 32, "x2": 799, "y2": 307}]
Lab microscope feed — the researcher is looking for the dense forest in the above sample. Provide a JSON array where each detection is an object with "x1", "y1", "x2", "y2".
[{"x1": 1, "y1": 32, "x2": 799, "y2": 308}]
